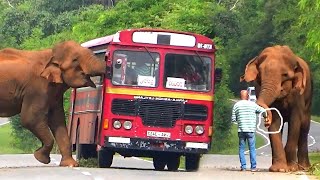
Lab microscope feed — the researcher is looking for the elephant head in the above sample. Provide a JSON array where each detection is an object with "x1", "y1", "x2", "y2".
[
  {"x1": 240, "y1": 45, "x2": 308, "y2": 126},
  {"x1": 40, "y1": 41, "x2": 106, "y2": 88}
]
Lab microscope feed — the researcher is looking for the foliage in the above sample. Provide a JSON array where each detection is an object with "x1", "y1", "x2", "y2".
[
  {"x1": 1, "y1": 0, "x2": 320, "y2": 153},
  {"x1": 0, "y1": 124, "x2": 24, "y2": 154},
  {"x1": 10, "y1": 115, "x2": 40, "y2": 153},
  {"x1": 210, "y1": 123, "x2": 265, "y2": 154},
  {"x1": 309, "y1": 152, "x2": 320, "y2": 177}
]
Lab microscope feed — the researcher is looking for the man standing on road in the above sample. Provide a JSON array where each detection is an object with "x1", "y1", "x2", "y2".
[{"x1": 231, "y1": 90, "x2": 268, "y2": 172}]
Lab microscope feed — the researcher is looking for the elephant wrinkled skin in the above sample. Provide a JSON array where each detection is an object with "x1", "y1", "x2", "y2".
[
  {"x1": 0, "y1": 41, "x2": 106, "y2": 167},
  {"x1": 240, "y1": 45, "x2": 312, "y2": 172}
]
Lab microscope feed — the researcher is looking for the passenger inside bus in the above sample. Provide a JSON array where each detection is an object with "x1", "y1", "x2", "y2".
[{"x1": 134, "y1": 60, "x2": 150, "y2": 76}]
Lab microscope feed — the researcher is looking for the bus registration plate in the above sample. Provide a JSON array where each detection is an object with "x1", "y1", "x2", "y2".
[{"x1": 147, "y1": 131, "x2": 171, "y2": 138}]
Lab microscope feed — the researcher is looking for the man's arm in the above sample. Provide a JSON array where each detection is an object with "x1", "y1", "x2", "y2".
[{"x1": 255, "y1": 104, "x2": 267, "y2": 118}]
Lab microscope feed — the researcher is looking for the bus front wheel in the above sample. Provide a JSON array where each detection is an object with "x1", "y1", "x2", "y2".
[
  {"x1": 185, "y1": 154, "x2": 201, "y2": 171},
  {"x1": 153, "y1": 156, "x2": 166, "y2": 171},
  {"x1": 167, "y1": 154, "x2": 180, "y2": 171},
  {"x1": 98, "y1": 148, "x2": 114, "y2": 168}
]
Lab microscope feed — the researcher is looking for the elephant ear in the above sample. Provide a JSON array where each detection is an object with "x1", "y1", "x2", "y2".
[
  {"x1": 240, "y1": 56, "x2": 259, "y2": 82},
  {"x1": 293, "y1": 57, "x2": 307, "y2": 95},
  {"x1": 40, "y1": 58, "x2": 63, "y2": 83}
]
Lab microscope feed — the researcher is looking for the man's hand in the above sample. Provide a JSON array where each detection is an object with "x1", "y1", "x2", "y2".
[{"x1": 264, "y1": 117, "x2": 271, "y2": 128}]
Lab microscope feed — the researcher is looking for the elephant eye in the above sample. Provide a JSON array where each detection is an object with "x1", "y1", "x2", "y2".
[{"x1": 282, "y1": 73, "x2": 288, "y2": 77}]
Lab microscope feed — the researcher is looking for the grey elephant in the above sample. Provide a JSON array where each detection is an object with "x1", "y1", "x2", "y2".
[{"x1": 0, "y1": 41, "x2": 106, "y2": 167}]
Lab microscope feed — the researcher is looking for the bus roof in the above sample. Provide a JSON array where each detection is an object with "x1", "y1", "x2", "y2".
[
  {"x1": 81, "y1": 28, "x2": 215, "y2": 52},
  {"x1": 81, "y1": 34, "x2": 114, "y2": 48}
]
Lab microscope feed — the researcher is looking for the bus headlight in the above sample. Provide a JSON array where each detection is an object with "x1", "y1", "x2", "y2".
[
  {"x1": 113, "y1": 120, "x2": 122, "y2": 129},
  {"x1": 185, "y1": 125, "x2": 193, "y2": 134},
  {"x1": 195, "y1": 125, "x2": 204, "y2": 135},
  {"x1": 123, "y1": 121, "x2": 132, "y2": 130}
]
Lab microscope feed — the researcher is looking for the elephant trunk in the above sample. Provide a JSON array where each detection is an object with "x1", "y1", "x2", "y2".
[
  {"x1": 86, "y1": 56, "x2": 106, "y2": 76},
  {"x1": 256, "y1": 79, "x2": 281, "y2": 127}
]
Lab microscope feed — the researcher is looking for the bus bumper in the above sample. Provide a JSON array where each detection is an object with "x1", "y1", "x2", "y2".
[{"x1": 103, "y1": 136, "x2": 210, "y2": 154}]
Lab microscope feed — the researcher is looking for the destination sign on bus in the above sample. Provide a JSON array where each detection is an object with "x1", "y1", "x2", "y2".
[{"x1": 132, "y1": 31, "x2": 196, "y2": 47}]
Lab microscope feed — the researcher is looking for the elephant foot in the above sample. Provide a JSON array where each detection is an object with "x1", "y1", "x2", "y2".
[
  {"x1": 287, "y1": 163, "x2": 299, "y2": 172},
  {"x1": 298, "y1": 162, "x2": 311, "y2": 171},
  {"x1": 269, "y1": 163, "x2": 288, "y2": 172},
  {"x1": 34, "y1": 150, "x2": 51, "y2": 164},
  {"x1": 60, "y1": 157, "x2": 79, "y2": 167}
]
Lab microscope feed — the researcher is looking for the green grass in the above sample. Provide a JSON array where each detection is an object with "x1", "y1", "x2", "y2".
[
  {"x1": 0, "y1": 124, "x2": 24, "y2": 154},
  {"x1": 309, "y1": 153, "x2": 320, "y2": 177},
  {"x1": 210, "y1": 124, "x2": 265, "y2": 154},
  {"x1": 312, "y1": 116, "x2": 320, "y2": 123}
]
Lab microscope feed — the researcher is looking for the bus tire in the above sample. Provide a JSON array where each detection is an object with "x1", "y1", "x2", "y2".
[
  {"x1": 98, "y1": 148, "x2": 113, "y2": 168},
  {"x1": 153, "y1": 156, "x2": 166, "y2": 171},
  {"x1": 81, "y1": 145, "x2": 98, "y2": 159},
  {"x1": 167, "y1": 154, "x2": 180, "y2": 171},
  {"x1": 185, "y1": 154, "x2": 201, "y2": 171}
]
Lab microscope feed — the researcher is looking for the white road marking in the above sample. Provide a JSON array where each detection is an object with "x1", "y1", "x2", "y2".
[
  {"x1": 81, "y1": 171, "x2": 92, "y2": 176},
  {"x1": 132, "y1": 157, "x2": 152, "y2": 163},
  {"x1": 0, "y1": 121, "x2": 10, "y2": 126},
  {"x1": 254, "y1": 119, "x2": 317, "y2": 155},
  {"x1": 308, "y1": 135, "x2": 316, "y2": 147},
  {"x1": 311, "y1": 120, "x2": 320, "y2": 125}
]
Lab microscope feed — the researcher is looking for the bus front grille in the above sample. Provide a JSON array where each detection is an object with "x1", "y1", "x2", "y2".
[
  {"x1": 138, "y1": 99, "x2": 182, "y2": 128},
  {"x1": 111, "y1": 98, "x2": 208, "y2": 127},
  {"x1": 111, "y1": 99, "x2": 136, "y2": 116}
]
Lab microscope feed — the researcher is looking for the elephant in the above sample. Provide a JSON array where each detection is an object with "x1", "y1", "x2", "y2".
[
  {"x1": 0, "y1": 41, "x2": 106, "y2": 167},
  {"x1": 240, "y1": 45, "x2": 312, "y2": 172}
]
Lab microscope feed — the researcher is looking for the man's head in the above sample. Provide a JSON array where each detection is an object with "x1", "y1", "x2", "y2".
[{"x1": 240, "y1": 90, "x2": 248, "y2": 100}]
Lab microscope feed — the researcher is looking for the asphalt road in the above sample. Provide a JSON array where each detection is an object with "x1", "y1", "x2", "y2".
[
  {"x1": 0, "y1": 117, "x2": 317, "y2": 179},
  {"x1": 255, "y1": 118, "x2": 320, "y2": 157},
  {"x1": 0, "y1": 154, "x2": 314, "y2": 180}
]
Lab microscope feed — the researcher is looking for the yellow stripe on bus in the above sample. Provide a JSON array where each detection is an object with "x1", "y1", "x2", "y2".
[{"x1": 106, "y1": 87, "x2": 213, "y2": 101}]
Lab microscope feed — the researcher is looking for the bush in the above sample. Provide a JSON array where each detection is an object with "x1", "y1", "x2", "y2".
[
  {"x1": 9, "y1": 90, "x2": 71, "y2": 153},
  {"x1": 10, "y1": 115, "x2": 40, "y2": 153},
  {"x1": 210, "y1": 84, "x2": 234, "y2": 153}
]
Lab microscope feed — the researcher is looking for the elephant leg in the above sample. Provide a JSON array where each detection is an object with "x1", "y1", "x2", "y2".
[
  {"x1": 20, "y1": 101, "x2": 53, "y2": 164},
  {"x1": 297, "y1": 114, "x2": 311, "y2": 170},
  {"x1": 285, "y1": 119, "x2": 300, "y2": 172},
  {"x1": 48, "y1": 104, "x2": 79, "y2": 167},
  {"x1": 269, "y1": 112, "x2": 287, "y2": 172}
]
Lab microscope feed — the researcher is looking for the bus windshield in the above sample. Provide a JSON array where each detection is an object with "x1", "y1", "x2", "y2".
[
  {"x1": 112, "y1": 50, "x2": 160, "y2": 87},
  {"x1": 164, "y1": 53, "x2": 211, "y2": 91}
]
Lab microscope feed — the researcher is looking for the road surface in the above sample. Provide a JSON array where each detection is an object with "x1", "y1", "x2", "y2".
[
  {"x1": 0, "y1": 117, "x2": 317, "y2": 179},
  {"x1": 0, "y1": 154, "x2": 315, "y2": 180}
]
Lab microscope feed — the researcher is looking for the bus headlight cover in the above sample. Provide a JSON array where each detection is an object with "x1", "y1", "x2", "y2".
[
  {"x1": 185, "y1": 125, "x2": 193, "y2": 134},
  {"x1": 195, "y1": 125, "x2": 204, "y2": 135},
  {"x1": 113, "y1": 120, "x2": 121, "y2": 129},
  {"x1": 123, "y1": 121, "x2": 132, "y2": 130}
]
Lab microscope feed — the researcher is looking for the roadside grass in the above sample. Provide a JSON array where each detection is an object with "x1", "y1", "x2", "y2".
[
  {"x1": 0, "y1": 124, "x2": 24, "y2": 154},
  {"x1": 309, "y1": 153, "x2": 320, "y2": 177},
  {"x1": 210, "y1": 123, "x2": 265, "y2": 155},
  {"x1": 311, "y1": 116, "x2": 320, "y2": 123}
]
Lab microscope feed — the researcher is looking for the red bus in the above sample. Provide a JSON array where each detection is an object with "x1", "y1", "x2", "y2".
[{"x1": 67, "y1": 28, "x2": 221, "y2": 171}]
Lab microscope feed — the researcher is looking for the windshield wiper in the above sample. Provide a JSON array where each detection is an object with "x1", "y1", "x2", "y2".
[
  {"x1": 194, "y1": 50, "x2": 205, "y2": 66},
  {"x1": 194, "y1": 51, "x2": 208, "y2": 83},
  {"x1": 144, "y1": 46, "x2": 157, "y2": 77}
]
